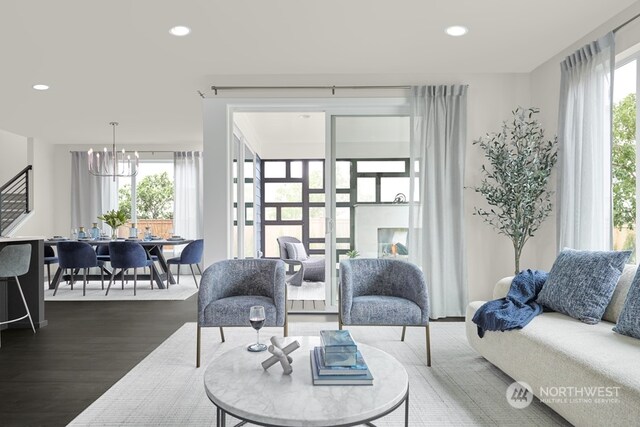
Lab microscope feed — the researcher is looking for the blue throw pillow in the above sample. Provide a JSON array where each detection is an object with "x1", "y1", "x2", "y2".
[
  {"x1": 536, "y1": 248, "x2": 631, "y2": 324},
  {"x1": 613, "y1": 268, "x2": 640, "y2": 339}
]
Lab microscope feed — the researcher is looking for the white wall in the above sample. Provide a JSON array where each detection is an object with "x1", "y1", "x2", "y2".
[
  {"x1": 531, "y1": 3, "x2": 640, "y2": 138},
  {"x1": 17, "y1": 137, "x2": 55, "y2": 237},
  {"x1": 0, "y1": 128, "x2": 28, "y2": 184},
  {"x1": 203, "y1": 73, "x2": 541, "y2": 302}
]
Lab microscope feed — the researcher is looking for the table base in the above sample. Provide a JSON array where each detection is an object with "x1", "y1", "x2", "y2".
[{"x1": 214, "y1": 386, "x2": 409, "y2": 427}]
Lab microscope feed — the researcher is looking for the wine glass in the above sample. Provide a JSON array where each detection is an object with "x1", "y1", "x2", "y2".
[{"x1": 247, "y1": 305, "x2": 267, "y2": 352}]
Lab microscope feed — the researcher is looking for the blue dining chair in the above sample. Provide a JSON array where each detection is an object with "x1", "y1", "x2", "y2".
[
  {"x1": 106, "y1": 241, "x2": 154, "y2": 296},
  {"x1": 54, "y1": 241, "x2": 105, "y2": 296},
  {"x1": 95, "y1": 244, "x2": 110, "y2": 262},
  {"x1": 167, "y1": 239, "x2": 203, "y2": 288},
  {"x1": 44, "y1": 245, "x2": 59, "y2": 287}
]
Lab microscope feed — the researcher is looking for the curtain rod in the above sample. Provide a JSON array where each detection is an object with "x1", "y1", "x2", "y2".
[
  {"x1": 613, "y1": 11, "x2": 640, "y2": 33},
  {"x1": 69, "y1": 150, "x2": 183, "y2": 154},
  {"x1": 210, "y1": 85, "x2": 412, "y2": 95}
]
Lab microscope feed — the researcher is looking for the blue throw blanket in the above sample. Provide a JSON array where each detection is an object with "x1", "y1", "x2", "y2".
[{"x1": 472, "y1": 269, "x2": 548, "y2": 338}]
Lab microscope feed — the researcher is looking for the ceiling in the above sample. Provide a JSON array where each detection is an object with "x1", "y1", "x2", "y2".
[{"x1": 0, "y1": 0, "x2": 635, "y2": 145}]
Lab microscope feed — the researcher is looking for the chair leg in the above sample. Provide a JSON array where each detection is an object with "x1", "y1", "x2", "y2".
[
  {"x1": 70, "y1": 271, "x2": 74, "y2": 290},
  {"x1": 426, "y1": 324, "x2": 432, "y2": 367},
  {"x1": 15, "y1": 276, "x2": 36, "y2": 333},
  {"x1": 47, "y1": 264, "x2": 52, "y2": 286},
  {"x1": 133, "y1": 268, "x2": 137, "y2": 296},
  {"x1": 401, "y1": 326, "x2": 407, "y2": 341},
  {"x1": 101, "y1": 267, "x2": 104, "y2": 290},
  {"x1": 196, "y1": 325, "x2": 201, "y2": 368},
  {"x1": 189, "y1": 264, "x2": 198, "y2": 288},
  {"x1": 166, "y1": 265, "x2": 170, "y2": 290},
  {"x1": 219, "y1": 327, "x2": 225, "y2": 342},
  {"x1": 177, "y1": 265, "x2": 181, "y2": 284},
  {"x1": 105, "y1": 269, "x2": 117, "y2": 296},
  {"x1": 150, "y1": 264, "x2": 153, "y2": 290},
  {"x1": 83, "y1": 268, "x2": 88, "y2": 297},
  {"x1": 196, "y1": 264, "x2": 202, "y2": 275},
  {"x1": 122, "y1": 269, "x2": 125, "y2": 290}
]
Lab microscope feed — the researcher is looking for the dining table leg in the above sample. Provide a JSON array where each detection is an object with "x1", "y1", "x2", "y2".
[{"x1": 149, "y1": 245, "x2": 176, "y2": 285}]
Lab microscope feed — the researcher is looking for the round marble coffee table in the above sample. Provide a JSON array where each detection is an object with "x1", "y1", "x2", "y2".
[{"x1": 203, "y1": 336, "x2": 409, "y2": 427}]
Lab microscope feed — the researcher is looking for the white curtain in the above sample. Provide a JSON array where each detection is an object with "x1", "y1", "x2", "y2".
[
  {"x1": 70, "y1": 151, "x2": 116, "y2": 232},
  {"x1": 557, "y1": 32, "x2": 615, "y2": 251},
  {"x1": 409, "y1": 85, "x2": 468, "y2": 319},
  {"x1": 174, "y1": 151, "x2": 203, "y2": 240}
]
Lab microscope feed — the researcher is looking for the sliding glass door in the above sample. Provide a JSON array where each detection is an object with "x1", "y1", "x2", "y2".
[
  {"x1": 325, "y1": 112, "x2": 410, "y2": 311},
  {"x1": 232, "y1": 133, "x2": 260, "y2": 259}
]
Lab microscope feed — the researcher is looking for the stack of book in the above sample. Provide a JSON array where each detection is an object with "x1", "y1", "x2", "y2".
[{"x1": 310, "y1": 330, "x2": 373, "y2": 386}]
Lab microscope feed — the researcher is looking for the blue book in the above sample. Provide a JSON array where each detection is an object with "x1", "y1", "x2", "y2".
[
  {"x1": 314, "y1": 347, "x2": 368, "y2": 376},
  {"x1": 310, "y1": 351, "x2": 373, "y2": 386}
]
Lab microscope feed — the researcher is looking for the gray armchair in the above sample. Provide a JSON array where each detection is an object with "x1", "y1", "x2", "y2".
[
  {"x1": 196, "y1": 259, "x2": 287, "y2": 367},
  {"x1": 339, "y1": 258, "x2": 431, "y2": 366},
  {"x1": 277, "y1": 236, "x2": 325, "y2": 287}
]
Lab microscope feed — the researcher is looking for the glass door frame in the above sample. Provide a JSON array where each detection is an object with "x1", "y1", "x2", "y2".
[
  {"x1": 324, "y1": 107, "x2": 410, "y2": 313},
  {"x1": 223, "y1": 98, "x2": 410, "y2": 313},
  {"x1": 233, "y1": 126, "x2": 259, "y2": 259}
]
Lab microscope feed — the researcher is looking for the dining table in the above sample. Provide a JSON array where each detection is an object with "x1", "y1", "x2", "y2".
[{"x1": 44, "y1": 238, "x2": 194, "y2": 290}]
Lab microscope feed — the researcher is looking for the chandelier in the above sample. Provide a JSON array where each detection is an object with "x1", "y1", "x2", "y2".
[{"x1": 88, "y1": 122, "x2": 139, "y2": 181}]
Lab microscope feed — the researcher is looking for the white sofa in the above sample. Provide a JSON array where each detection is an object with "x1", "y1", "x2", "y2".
[{"x1": 466, "y1": 265, "x2": 640, "y2": 426}]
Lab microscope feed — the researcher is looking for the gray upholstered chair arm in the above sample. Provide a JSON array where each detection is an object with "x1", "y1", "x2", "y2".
[
  {"x1": 198, "y1": 262, "x2": 230, "y2": 325},
  {"x1": 389, "y1": 262, "x2": 429, "y2": 323},
  {"x1": 339, "y1": 260, "x2": 355, "y2": 324},
  {"x1": 272, "y1": 260, "x2": 286, "y2": 325},
  {"x1": 282, "y1": 258, "x2": 303, "y2": 272}
]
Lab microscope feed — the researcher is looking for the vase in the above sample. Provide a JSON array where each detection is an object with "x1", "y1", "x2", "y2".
[{"x1": 111, "y1": 227, "x2": 118, "y2": 240}]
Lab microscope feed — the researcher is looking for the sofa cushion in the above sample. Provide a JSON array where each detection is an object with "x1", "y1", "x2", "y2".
[
  {"x1": 348, "y1": 295, "x2": 422, "y2": 325},
  {"x1": 536, "y1": 248, "x2": 630, "y2": 324},
  {"x1": 285, "y1": 242, "x2": 308, "y2": 260},
  {"x1": 613, "y1": 267, "x2": 640, "y2": 339},
  {"x1": 203, "y1": 296, "x2": 279, "y2": 327},
  {"x1": 603, "y1": 264, "x2": 637, "y2": 324}
]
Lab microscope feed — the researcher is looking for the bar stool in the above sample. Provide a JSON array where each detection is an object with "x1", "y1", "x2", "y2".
[{"x1": 0, "y1": 244, "x2": 36, "y2": 333}]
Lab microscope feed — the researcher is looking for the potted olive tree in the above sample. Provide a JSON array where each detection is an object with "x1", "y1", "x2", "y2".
[{"x1": 473, "y1": 107, "x2": 557, "y2": 274}]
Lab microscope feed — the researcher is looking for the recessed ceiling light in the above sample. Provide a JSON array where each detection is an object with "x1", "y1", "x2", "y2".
[
  {"x1": 445, "y1": 25, "x2": 468, "y2": 37},
  {"x1": 169, "y1": 26, "x2": 191, "y2": 36},
  {"x1": 32, "y1": 84, "x2": 49, "y2": 91},
  {"x1": 299, "y1": 114, "x2": 311, "y2": 119}
]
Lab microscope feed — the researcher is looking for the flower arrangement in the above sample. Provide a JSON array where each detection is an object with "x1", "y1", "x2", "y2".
[{"x1": 98, "y1": 208, "x2": 129, "y2": 239}]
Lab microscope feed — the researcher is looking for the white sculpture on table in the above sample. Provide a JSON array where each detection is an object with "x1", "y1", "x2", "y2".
[{"x1": 261, "y1": 336, "x2": 300, "y2": 375}]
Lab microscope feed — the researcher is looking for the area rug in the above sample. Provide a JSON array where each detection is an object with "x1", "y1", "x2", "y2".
[
  {"x1": 287, "y1": 281, "x2": 325, "y2": 301},
  {"x1": 69, "y1": 321, "x2": 569, "y2": 426},
  {"x1": 44, "y1": 276, "x2": 199, "y2": 301}
]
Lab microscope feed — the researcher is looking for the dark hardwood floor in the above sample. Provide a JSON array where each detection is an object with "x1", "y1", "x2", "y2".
[
  {"x1": 0, "y1": 296, "x2": 460, "y2": 426},
  {"x1": 0, "y1": 296, "x2": 198, "y2": 427}
]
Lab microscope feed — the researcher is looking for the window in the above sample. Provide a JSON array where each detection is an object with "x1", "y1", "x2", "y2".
[
  {"x1": 612, "y1": 59, "x2": 637, "y2": 261},
  {"x1": 117, "y1": 161, "x2": 174, "y2": 239},
  {"x1": 260, "y1": 158, "x2": 412, "y2": 260}
]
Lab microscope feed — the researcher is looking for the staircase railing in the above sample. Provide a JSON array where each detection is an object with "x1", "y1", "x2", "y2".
[{"x1": 0, "y1": 165, "x2": 32, "y2": 236}]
